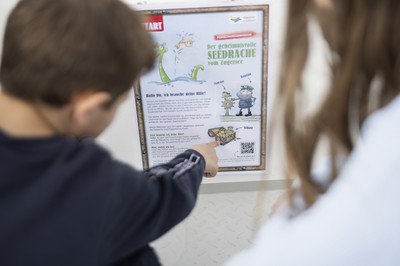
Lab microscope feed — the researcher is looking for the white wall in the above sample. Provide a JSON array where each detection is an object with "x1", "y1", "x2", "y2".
[
  {"x1": 110, "y1": 0, "x2": 330, "y2": 180},
  {"x1": 98, "y1": 0, "x2": 289, "y2": 184},
  {"x1": 0, "y1": 1, "x2": 18, "y2": 61}
]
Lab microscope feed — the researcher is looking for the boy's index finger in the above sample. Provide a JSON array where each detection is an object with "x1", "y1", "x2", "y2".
[{"x1": 209, "y1": 140, "x2": 220, "y2": 147}]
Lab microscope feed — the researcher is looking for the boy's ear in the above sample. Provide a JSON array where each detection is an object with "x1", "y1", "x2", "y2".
[{"x1": 71, "y1": 91, "x2": 112, "y2": 126}]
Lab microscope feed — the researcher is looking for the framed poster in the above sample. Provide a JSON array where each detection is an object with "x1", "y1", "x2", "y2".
[{"x1": 135, "y1": 5, "x2": 269, "y2": 172}]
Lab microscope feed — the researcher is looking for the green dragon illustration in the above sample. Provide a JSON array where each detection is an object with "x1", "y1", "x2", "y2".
[
  {"x1": 156, "y1": 44, "x2": 172, "y2": 83},
  {"x1": 155, "y1": 43, "x2": 204, "y2": 84},
  {"x1": 190, "y1": 65, "x2": 205, "y2": 81}
]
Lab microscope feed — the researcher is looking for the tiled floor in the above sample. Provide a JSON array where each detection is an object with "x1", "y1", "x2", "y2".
[{"x1": 153, "y1": 189, "x2": 284, "y2": 266}]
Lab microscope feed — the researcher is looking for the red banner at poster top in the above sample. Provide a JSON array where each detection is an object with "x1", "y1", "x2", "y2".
[{"x1": 144, "y1": 15, "x2": 164, "y2": 32}]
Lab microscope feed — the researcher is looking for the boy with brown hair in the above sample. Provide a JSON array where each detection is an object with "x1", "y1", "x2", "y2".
[{"x1": 0, "y1": 0, "x2": 218, "y2": 265}]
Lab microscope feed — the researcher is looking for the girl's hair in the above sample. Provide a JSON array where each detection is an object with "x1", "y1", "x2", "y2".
[{"x1": 280, "y1": 0, "x2": 400, "y2": 209}]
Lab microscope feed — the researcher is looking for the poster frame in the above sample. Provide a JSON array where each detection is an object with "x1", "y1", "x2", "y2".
[{"x1": 134, "y1": 5, "x2": 270, "y2": 172}]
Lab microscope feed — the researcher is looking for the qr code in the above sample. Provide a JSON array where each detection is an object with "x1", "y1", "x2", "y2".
[{"x1": 241, "y1": 142, "x2": 255, "y2": 154}]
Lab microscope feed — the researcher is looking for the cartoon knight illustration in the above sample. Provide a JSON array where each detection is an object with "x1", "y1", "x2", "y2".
[
  {"x1": 221, "y1": 91, "x2": 235, "y2": 116},
  {"x1": 234, "y1": 85, "x2": 256, "y2": 116}
]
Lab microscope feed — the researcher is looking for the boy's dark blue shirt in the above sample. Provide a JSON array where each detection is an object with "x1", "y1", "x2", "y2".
[{"x1": 0, "y1": 131, "x2": 205, "y2": 266}]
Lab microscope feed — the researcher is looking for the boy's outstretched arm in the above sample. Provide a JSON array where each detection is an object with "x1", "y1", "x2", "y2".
[{"x1": 98, "y1": 142, "x2": 218, "y2": 264}]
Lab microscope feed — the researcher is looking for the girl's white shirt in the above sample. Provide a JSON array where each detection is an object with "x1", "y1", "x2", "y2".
[{"x1": 226, "y1": 95, "x2": 400, "y2": 266}]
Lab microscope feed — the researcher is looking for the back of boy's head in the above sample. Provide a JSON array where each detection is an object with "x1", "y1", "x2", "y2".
[{"x1": 0, "y1": 0, "x2": 155, "y2": 107}]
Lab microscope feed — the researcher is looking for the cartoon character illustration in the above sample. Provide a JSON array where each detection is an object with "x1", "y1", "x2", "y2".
[
  {"x1": 221, "y1": 91, "x2": 235, "y2": 116},
  {"x1": 208, "y1": 126, "x2": 237, "y2": 145},
  {"x1": 175, "y1": 36, "x2": 194, "y2": 49},
  {"x1": 233, "y1": 85, "x2": 256, "y2": 116}
]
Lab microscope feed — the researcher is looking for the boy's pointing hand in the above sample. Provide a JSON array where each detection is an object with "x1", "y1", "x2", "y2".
[{"x1": 191, "y1": 141, "x2": 219, "y2": 177}]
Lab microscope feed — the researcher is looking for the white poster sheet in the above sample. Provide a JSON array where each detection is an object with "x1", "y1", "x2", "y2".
[{"x1": 135, "y1": 5, "x2": 269, "y2": 172}]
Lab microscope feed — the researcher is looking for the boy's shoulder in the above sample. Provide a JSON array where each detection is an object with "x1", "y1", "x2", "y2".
[{"x1": 0, "y1": 132, "x2": 140, "y2": 186}]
